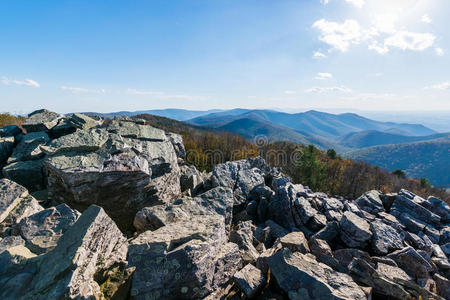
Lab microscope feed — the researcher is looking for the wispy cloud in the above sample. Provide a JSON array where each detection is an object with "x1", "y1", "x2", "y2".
[
  {"x1": 421, "y1": 14, "x2": 432, "y2": 24},
  {"x1": 126, "y1": 88, "x2": 200, "y2": 100},
  {"x1": 315, "y1": 72, "x2": 333, "y2": 80},
  {"x1": 424, "y1": 82, "x2": 450, "y2": 90},
  {"x1": 313, "y1": 19, "x2": 362, "y2": 52},
  {"x1": 313, "y1": 51, "x2": 327, "y2": 58},
  {"x1": 61, "y1": 86, "x2": 108, "y2": 94},
  {"x1": 1, "y1": 76, "x2": 40, "y2": 88},
  {"x1": 435, "y1": 47, "x2": 445, "y2": 56},
  {"x1": 305, "y1": 86, "x2": 352, "y2": 93}
]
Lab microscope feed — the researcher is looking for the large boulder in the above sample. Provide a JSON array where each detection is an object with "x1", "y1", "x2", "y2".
[
  {"x1": 211, "y1": 158, "x2": 266, "y2": 206},
  {"x1": 427, "y1": 196, "x2": 450, "y2": 223},
  {"x1": 6, "y1": 132, "x2": 50, "y2": 163},
  {"x1": 233, "y1": 264, "x2": 265, "y2": 298},
  {"x1": 128, "y1": 215, "x2": 241, "y2": 299},
  {"x1": 44, "y1": 118, "x2": 181, "y2": 231},
  {"x1": 390, "y1": 191, "x2": 441, "y2": 226},
  {"x1": 339, "y1": 211, "x2": 372, "y2": 248},
  {"x1": 370, "y1": 219, "x2": 404, "y2": 255},
  {"x1": 133, "y1": 187, "x2": 234, "y2": 232},
  {"x1": 355, "y1": 190, "x2": 384, "y2": 214},
  {"x1": 387, "y1": 246, "x2": 435, "y2": 279},
  {"x1": 22, "y1": 109, "x2": 62, "y2": 133},
  {"x1": 12, "y1": 204, "x2": 80, "y2": 254},
  {"x1": 0, "y1": 136, "x2": 14, "y2": 164},
  {"x1": 2, "y1": 159, "x2": 46, "y2": 192},
  {"x1": 229, "y1": 221, "x2": 260, "y2": 264},
  {"x1": 0, "y1": 205, "x2": 132, "y2": 299},
  {"x1": 267, "y1": 249, "x2": 366, "y2": 300}
]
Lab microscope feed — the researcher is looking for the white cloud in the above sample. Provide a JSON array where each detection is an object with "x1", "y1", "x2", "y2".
[
  {"x1": 126, "y1": 88, "x2": 199, "y2": 100},
  {"x1": 424, "y1": 82, "x2": 450, "y2": 90},
  {"x1": 1, "y1": 77, "x2": 40, "y2": 88},
  {"x1": 384, "y1": 31, "x2": 435, "y2": 51},
  {"x1": 284, "y1": 90, "x2": 297, "y2": 94},
  {"x1": 305, "y1": 86, "x2": 352, "y2": 93},
  {"x1": 421, "y1": 14, "x2": 432, "y2": 24},
  {"x1": 312, "y1": 19, "x2": 362, "y2": 52},
  {"x1": 371, "y1": 13, "x2": 398, "y2": 34},
  {"x1": 435, "y1": 47, "x2": 445, "y2": 56},
  {"x1": 345, "y1": 0, "x2": 364, "y2": 8},
  {"x1": 61, "y1": 86, "x2": 108, "y2": 94},
  {"x1": 315, "y1": 72, "x2": 333, "y2": 80},
  {"x1": 313, "y1": 51, "x2": 327, "y2": 58},
  {"x1": 320, "y1": 0, "x2": 329, "y2": 4}
]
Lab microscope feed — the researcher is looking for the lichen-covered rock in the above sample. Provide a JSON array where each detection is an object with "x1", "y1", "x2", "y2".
[
  {"x1": 233, "y1": 264, "x2": 265, "y2": 298},
  {"x1": 391, "y1": 192, "x2": 441, "y2": 226},
  {"x1": 0, "y1": 179, "x2": 30, "y2": 224},
  {"x1": 370, "y1": 219, "x2": 404, "y2": 255},
  {"x1": 387, "y1": 246, "x2": 435, "y2": 279},
  {"x1": 0, "y1": 193, "x2": 43, "y2": 235},
  {"x1": 339, "y1": 211, "x2": 372, "y2": 248},
  {"x1": 22, "y1": 109, "x2": 62, "y2": 133},
  {"x1": 230, "y1": 221, "x2": 260, "y2": 264},
  {"x1": 44, "y1": 118, "x2": 181, "y2": 231},
  {"x1": 279, "y1": 231, "x2": 310, "y2": 254},
  {"x1": 133, "y1": 187, "x2": 234, "y2": 232},
  {"x1": 7, "y1": 132, "x2": 50, "y2": 163},
  {"x1": 267, "y1": 249, "x2": 366, "y2": 300},
  {"x1": 0, "y1": 205, "x2": 131, "y2": 299},
  {"x1": 0, "y1": 235, "x2": 25, "y2": 254},
  {"x1": 128, "y1": 215, "x2": 240, "y2": 299},
  {"x1": 355, "y1": 190, "x2": 384, "y2": 214},
  {"x1": 12, "y1": 204, "x2": 80, "y2": 254},
  {"x1": 0, "y1": 136, "x2": 15, "y2": 164},
  {"x1": 2, "y1": 159, "x2": 46, "y2": 192},
  {"x1": 211, "y1": 158, "x2": 266, "y2": 206}
]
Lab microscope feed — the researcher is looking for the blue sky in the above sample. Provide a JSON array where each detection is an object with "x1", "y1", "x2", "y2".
[{"x1": 1, "y1": 0, "x2": 449, "y2": 114}]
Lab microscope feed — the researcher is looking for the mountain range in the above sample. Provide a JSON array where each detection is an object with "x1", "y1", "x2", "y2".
[{"x1": 84, "y1": 108, "x2": 449, "y2": 187}]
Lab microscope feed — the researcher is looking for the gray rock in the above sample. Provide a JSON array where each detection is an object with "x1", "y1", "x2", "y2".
[
  {"x1": 427, "y1": 196, "x2": 450, "y2": 223},
  {"x1": 68, "y1": 113, "x2": 101, "y2": 130},
  {"x1": 0, "y1": 179, "x2": 30, "y2": 223},
  {"x1": 2, "y1": 159, "x2": 46, "y2": 192},
  {"x1": 387, "y1": 246, "x2": 435, "y2": 278},
  {"x1": 233, "y1": 264, "x2": 265, "y2": 298},
  {"x1": 441, "y1": 226, "x2": 450, "y2": 244},
  {"x1": 348, "y1": 258, "x2": 411, "y2": 299},
  {"x1": 355, "y1": 190, "x2": 384, "y2": 214},
  {"x1": 370, "y1": 219, "x2": 404, "y2": 255},
  {"x1": 128, "y1": 215, "x2": 240, "y2": 299},
  {"x1": 45, "y1": 119, "x2": 181, "y2": 231},
  {"x1": 339, "y1": 211, "x2": 372, "y2": 248},
  {"x1": 310, "y1": 220, "x2": 340, "y2": 244},
  {"x1": 13, "y1": 204, "x2": 80, "y2": 254},
  {"x1": 166, "y1": 132, "x2": 186, "y2": 159},
  {"x1": 334, "y1": 248, "x2": 372, "y2": 271},
  {"x1": 279, "y1": 231, "x2": 310, "y2": 254},
  {"x1": 230, "y1": 221, "x2": 260, "y2": 264},
  {"x1": 309, "y1": 238, "x2": 341, "y2": 270},
  {"x1": 211, "y1": 158, "x2": 266, "y2": 206},
  {"x1": 398, "y1": 212, "x2": 427, "y2": 233},
  {"x1": 133, "y1": 187, "x2": 234, "y2": 232},
  {"x1": 0, "y1": 205, "x2": 131, "y2": 300},
  {"x1": 391, "y1": 192, "x2": 441, "y2": 226},
  {"x1": 432, "y1": 244, "x2": 450, "y2": 270},
  {"x1": 179, "y1": 165, "x2": 206, "y2": 195},
  {"x1": 0, "y1": 136, "x2": 14, "y2": 164},
  {"x1": 424, "y1": 225, "x2": 441, "y2": 244},
  {"x1": 22, "y1": 109, "x2": 62, "y2": 133},
  {"x1": 7, "y1": 132, "x2": 50, "y2": 163},
  {"x1": 267, "y1": 249, "x2": 366, "y2": 300},
  {"x1": 0, "y1": 125, "x2": 22, "y2": 138},
  {"x1": 433, "y1": 274, "x2": 450, "y2": 300},
  {"x1": 0, "y1": 236, "x2": 25, "y2": 254},
  {"x1": 0, "y1": 193, "x2": 43, "y2": 235},
  {"x1": 441, "y1": 242, "x2": 450, "y2": 256},
  {"x1": 264, "y1": 219, "x2": 289, "y2": 243}
]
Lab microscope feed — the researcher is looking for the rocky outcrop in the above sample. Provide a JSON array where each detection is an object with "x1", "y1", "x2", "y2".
[{"x1": 1, "y1": 112, "x2": 450, "y2": 299}]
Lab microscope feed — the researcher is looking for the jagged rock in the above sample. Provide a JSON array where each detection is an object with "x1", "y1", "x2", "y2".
[
  {"x1": 0, "y1": 235, "x2": 25, "y2": 253},
  {"x1": 432, "y1": 244, "x2": 450, "y2": 270},
  {"x1": 370, "y1": 219, "x2": 404, "y2": 255},
  {"x1": 211, "y1": 158, "x2": 266, "y2": 206},
  {"x1": 309, "y1": 238, "x2": 341, "y2": 270},
  {"x1": 424, "y1": 225, "x2": 441, "y2": 244},
  {"x1": 371, "y1": 256, "x2": 398, "y2": 267},
  {"x1": 166, "y1": 132, "x2": 186, "y2": 159},
  {"x1": 128, "y1": 215, "x2": 240, "y2": 299},
  {"x1": 279, "y1": 231, "x2": 310, "y2": 254},
  {"x1": 0, "y1": 205, "x2": 130, "y2": 299},
  {"x1": 348, "y1": 258, "x2": 411, "y2": 299},
  {"x1": 355, "y1": 190, "x2": 384, "y2": 214},
  {"x1": 311, "y1": 220, "x2": 340, "y2": 244},
  {"x1": 230, "y1": 221, "x2": 260, "y2": 264},
  {"x1": 12, "y1": 204, "x2": 80, "y2": 254},
  {"x1": 7, "y1": 132, "x2": 50, "y2": 163},
  {"x1": 180, "y1": 165, "x2": 206, "y2": 195},
  {"x1": 264, "y1": 220, "x2": 289, "y2": 245},
  {"x1": 268, "y1": 182, "x2": 297, "y2": 229},
  {"x1": 334, "y1": 249, "x2": 372, "y2": 271},
  {"x1": 0, "y1": 136, "x2": 14, "y2": 164},
  {"x1": 391, "y1": 192, "x2": 441, "y2": 225},
  {"x1": 0, "y1": 193, "x2": 42, "y2": 234},
  {"x1": 267, "y1": 249, "x2": 366, "y2": 300},
  {"x1": 387, "y1": 246, "x2": 435, "y2": 278},
  {"x1": 339, "y1": 211, "x2": 372, "y2": 248},
  {"x1": 248, "y1": 185, "x2": 273, "y2": 221},
  {"x1": 2, "y1": 159, "x2": 46, "y2": 192},
  {"x1": 0, "y1": 179, "x2": 30, "y2": 223},
  {"x1": 441, "y1": 226, "x2": 450, "y2": 244},
  {"x1": 44, "y1": 118, "x2": 181, "y2": 231},
  {"x1": 233, "y1": 264, "x2": 265, "y2": 298},
  {"x1": 427, "y1": 196, "x2": 450, "y2": 223},
  {"x1": 133, "y1": 187, "x2": 233, "y2": 232},
  {"x1": 441, "y1": 243, "x2": 450, "y2": 256},
  {"x1": 22, "y1": 109, "x2": 62, "y2": 133},
  {"x1": 0, "y1": 125, "x2": 22, "y2": 138},
  {"x1": 433, "y1": 274, "x2": 450, "y2": 299}
]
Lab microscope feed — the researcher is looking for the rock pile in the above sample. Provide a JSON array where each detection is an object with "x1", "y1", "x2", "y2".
[{"x1": 0, "y1": 110, "x2": 449, "y2": 299}]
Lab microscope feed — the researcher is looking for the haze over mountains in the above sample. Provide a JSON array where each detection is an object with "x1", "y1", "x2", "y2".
[{"x1": 86, "y1": 108, "x2": 449, "y2": 187}]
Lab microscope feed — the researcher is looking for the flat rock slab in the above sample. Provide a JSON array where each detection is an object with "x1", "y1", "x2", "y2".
[
  {"x1": 0, "y1": 179, "x2": 29, "y2": 223},
  {"x1": 22, "y1": 109, "x2": 62, "y2": 133},
  {"x1": 233, "y1": 264, "x2": 265, "y2": 298},
  {"x1": 340, "y1": 211, "x2": 372, "y2": 248}
]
